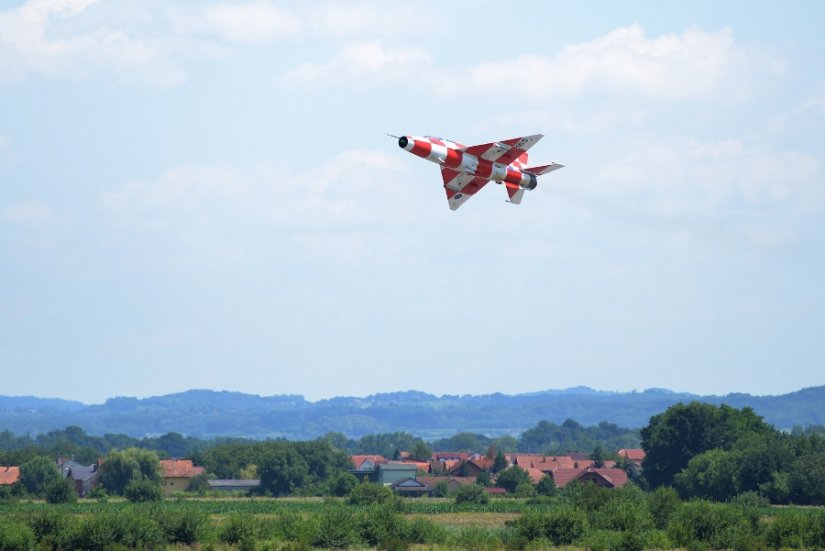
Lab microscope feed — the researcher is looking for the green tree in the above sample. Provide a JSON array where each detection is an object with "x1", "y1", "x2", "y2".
[
  {"x1": 99, "y1": 447, "x2": 161, "y2": 495},
  {"x1": 492, "y1": 451, "x2": 508, "y2": 473},
  {"x1": 495, "y1": 466, "x2": 531, "y2": 493},
  {"x1": 536, "y1": 474, "x2": 557, "y2": 496},
  {"x1": 328, "y1": 471, "x2": 358, "y2": 497},
  {"x1": 454, "y1": 483, "x2": 488, "y2": 504},
  {"x1": 258, "y1": 444, "x2": 309, "y2": 496},
  {"x1": 590, "y1": 444, "x2": 605, "y2": 468},
  {"x1": 788, "y1": 453, "x2": 825, "y2": 505},
  {"x1": 124, "y1": 478, "x2": 163, "y2": 502},
  {"x1": 409, "y1": 441, "x2": 433, "y2": 462},
  {"x1": 641, "y1": 402, "x2": 771, "y2": 487},
  {"x1": 476, "y1": 470, "x2": 491, "y2": 487},
  {"x1": 348, "y1": 481, "x2": 393, "y2": 505},
  {"x1": 674, "y1": 448, "x2": 741, "y2": 501},
  {"x1": 19, "y1": 456, "x2": 62, "y2": 496},
  {"x1": 45, "y1": 477, "x2": 77, "y2": 503}
]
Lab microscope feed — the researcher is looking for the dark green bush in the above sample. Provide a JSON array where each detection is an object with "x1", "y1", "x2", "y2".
[
  {"x1": 0, "y1": 521, "x2": 35, "y2": 551},
  {"x1": 544, "y1": 507, "x2": 587, "y2": 546},
  {"x1": 157, "y1": 509, "x2": 209, "y2": 545},
  {"x1": 44, "y1": 478, "x2": 77, "y2": 504},
  {"x1": 72, "y1": 510, "x2": 165, "y2": 551},
  {"x1": 514, "y1": 507, "x2": 586, "y2": 546},
  {"x1": 123, "y1": 478, "x2": 162, "y2": 502},
  {"x1": 219, "y1": 513, "x2": 261, "y2": 545},
  {"x1": 765, "y1": 509, "x2": 809, "y2": 549},
  {"x1": 313, "y1": 506, "x2": 359, "y2": 548},
  {"x1": 667, "y1": 500, "x2": 756, "y2": 550},
  {"x1": 454, "y1": 483, "x2": 489, "y2": 504},
  {"x1": 647, "y1": 486, "x2": 682, "y2": 529},
  {"x1": 406, "y1": 516, "x2": 448, "y2": 545},
  {"x1": 731, "y1": 491, "x2": 770, "y2": 509},
  {"x1": 348, "y1": 482, "x2": 393, "y2": 505},
  {"x1": 358, "y1": 505, "x2": 409, "y2": 549}
]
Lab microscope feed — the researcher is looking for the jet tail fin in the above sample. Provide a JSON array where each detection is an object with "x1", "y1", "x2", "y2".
[{"x1": 524, "y1": 162, "x2": 564, "y2": 175}]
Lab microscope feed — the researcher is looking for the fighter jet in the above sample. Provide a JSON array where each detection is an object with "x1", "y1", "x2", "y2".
[{"x1": 393, "y1": 133, "x2": 563, "y2": 210}]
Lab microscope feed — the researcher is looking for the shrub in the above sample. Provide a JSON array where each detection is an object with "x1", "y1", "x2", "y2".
[
  {"x1": 730, "y1": 491, "x2": 770, "y2": 509},
  {"x1": 328, "y1": 472, "x2": 358, "y2": 497},
  {"x1": 348, "y1": 482, "x2": 393, "y2": 505},
  {"x1": 123, "y1": 478, "x2": 162, "y2": 502},
  {"x1": 0, "y1": 521, "x2": 35, "y2": 551},
  {"x1": 45, "y1": 478, "x2": 77, "y2": 504},
  {"x1": 515, "y1": 508, "x2": 586, "y2": 546},
  {"x1": 358, "y1": 505, "x2": 409, "y2": 549},
  {"x1": 765, "y1": 510, "x2": 809, "y2": 549},
  {"x1": 667, "y1": 500, "x2": 755, "y2": 550},
  {"x1": 406, "y1": 516, "x2": 448, "y2": 545},
  {"x1": 24, "y1": 509, "x2": 78, "y2": 548},
  {"x1": 448, "y1": 525, "x2": 501, "y2": 550},
  {"x1": 543, "y1": 507, "x2": 587, "y2": 546},
  {"x1": 219, "y1": 513, "x2": 261, "y2": 545},
  {"x1": 647, "y1": 486, "x2": 681, "y2": 529},
  {"x1": 454, "y1": 483, "x2": 489, "y2": 504},
  {"x1": 272, "y1": 511, "x2": 320, "y2": 546},
  {"x1": 515, "y1": 482, "x2": 537, "y2": 498},
  {"x1": 72, "y1": 510, "x2": 165, "y2": 551},
  {"x1": 157, "y1": 509, "x2": 209, "y2": 545},
  {"x1": 536, "y1": 474, "x2": 557, "y2": 497},
  {"x1": 313, "y1": 506, "x2": 359, "y2": 549}
]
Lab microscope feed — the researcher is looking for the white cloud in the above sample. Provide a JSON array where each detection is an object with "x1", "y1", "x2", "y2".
[
  {"x1": 435, "y1": 24, "x2": 766, "y2": 102},
  {"x1": 284, "y1": 41, "x2": 430, "y2": 88},
  {"x1": 307, "y1": 4, "x2": 439, "y2": 40},
  {"x1": 173, "y1": 2, "x2": 301, "y2": 43},
  {"x1": 589, "y1": 138, "x2": 821, "y2": 217},
  {"x1": 1, "y1": 199, "x2": 56, "y2": 229},
  {"x1": 0, "y1": 0, "x2": 185, "y2": 85}
]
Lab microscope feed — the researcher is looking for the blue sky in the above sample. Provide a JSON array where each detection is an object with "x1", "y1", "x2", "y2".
[{"x1": 1, "y1": 0, "x2": 824, "y2": 403}]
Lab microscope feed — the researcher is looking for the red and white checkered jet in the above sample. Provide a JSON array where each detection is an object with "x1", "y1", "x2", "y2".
[{"x1": 394, "y1": 134, "x2": 563, "y2": 210}]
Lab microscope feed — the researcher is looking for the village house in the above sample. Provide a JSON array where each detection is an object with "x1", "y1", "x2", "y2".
[
  {"x1": 58, "y1": 459, "x2": 99, "y2": 497},
  {"x1": 618, "y1": 449, "x2": 646, "y2": 466},
  {"x1": 550, "y1": 467, "x2": 629, "y2": 489},
  {"x1": 159, "y1": 459, "x2": 204, "y2": 495},
  {"x1": 0, "y1": 466, "x2": 20, "y2": 486},
  {"x1": 206, "y1": 479, "x2": 261, "y2": 492},
  {"x1": 350, "y1": 455, "x2": 387, "y2": 472}
]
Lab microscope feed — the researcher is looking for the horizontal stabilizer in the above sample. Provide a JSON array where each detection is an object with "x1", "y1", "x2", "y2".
[{"x1": 524, "y1": 163, "x2": 564, "y2": 176}]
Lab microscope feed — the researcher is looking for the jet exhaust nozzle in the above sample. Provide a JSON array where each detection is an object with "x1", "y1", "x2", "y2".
[{"x1": 521, "y1": 173, "x2": 538, "y2": 190}]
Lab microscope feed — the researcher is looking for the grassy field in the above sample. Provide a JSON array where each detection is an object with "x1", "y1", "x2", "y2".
[{"x1": 1, "y1": 494, "x2": 824, "y2": 550}]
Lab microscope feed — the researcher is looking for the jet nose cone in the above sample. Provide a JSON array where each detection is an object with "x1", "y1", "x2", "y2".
[{"x1": 398, "y1": 136, "x2": 409, "y2": 149}]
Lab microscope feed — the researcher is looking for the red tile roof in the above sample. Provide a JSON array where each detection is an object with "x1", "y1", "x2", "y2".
[
  {"x1": 618, "y1": 449, "x2": 646, "y2": 461},
  {"x1": 159, "y1": 459, "x2": 204, "y2": 478},
  {"x1": 551, "y1": 467, "x2": 629, "y2": 489},
  {"x1": 350, "y1": 455, "x2": 388, "y2": 470},
  {"x1": 433, "y1": 452, "x2": 469, "y2": 462},
  {"x1": 525, "y1": 467, "x2": 547, "y2": 484},
  {"x1": 579, "y1": 468, "x2": 629, "y2": 488},
  {"x1": 550, "y1": 468, "x2": 583, "y2": 489},
  {"x1": 400, "y1": 460, "x2": 431, "y2": 472},
  {"x1": 0, "y1": 466, "x2": 20, "y2": 485}
]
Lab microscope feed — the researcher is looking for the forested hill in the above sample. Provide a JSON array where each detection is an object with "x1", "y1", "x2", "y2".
[{"x1": 1, "y1": 385, "x2": 823, "y2": 440}]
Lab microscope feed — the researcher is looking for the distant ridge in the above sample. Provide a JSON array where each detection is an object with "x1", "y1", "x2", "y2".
[{"x1": 1, "y1": 386, "x2": 823, "y2": 440}]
